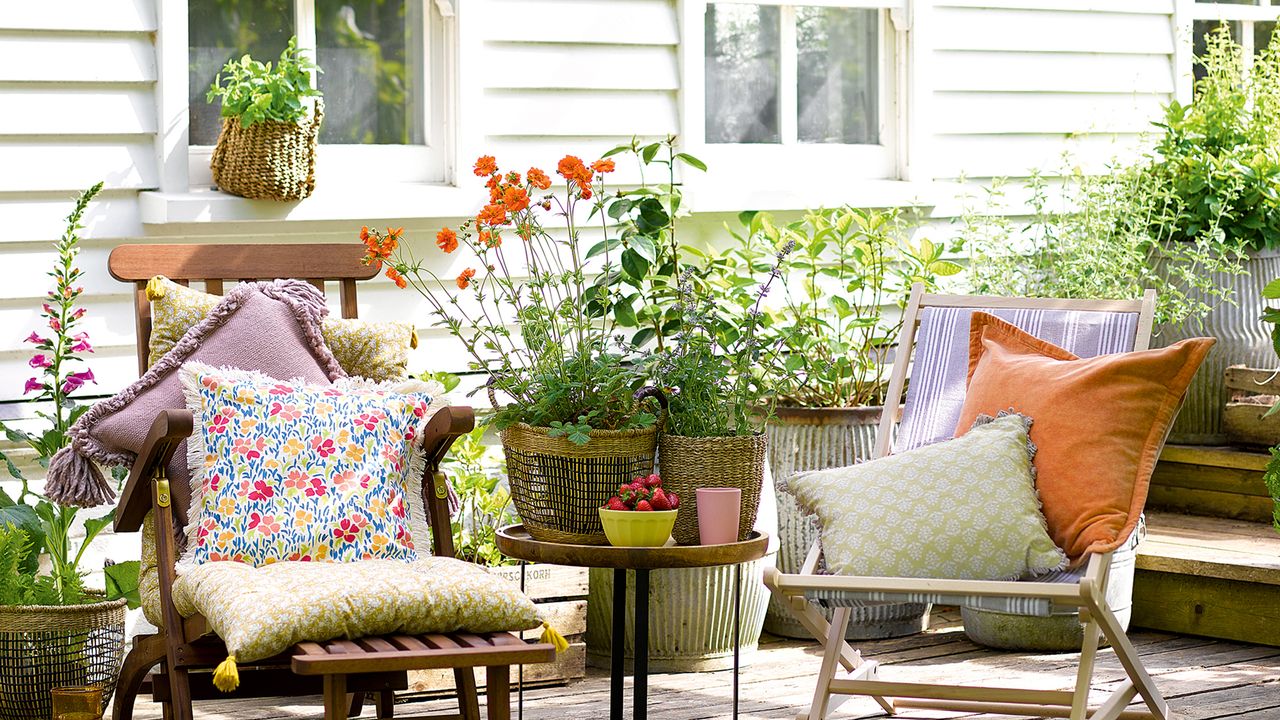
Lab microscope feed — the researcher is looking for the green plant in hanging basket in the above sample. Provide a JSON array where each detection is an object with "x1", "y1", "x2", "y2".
[{"x1": 206, "y1": 36, "x2": 321, "y2": 128}]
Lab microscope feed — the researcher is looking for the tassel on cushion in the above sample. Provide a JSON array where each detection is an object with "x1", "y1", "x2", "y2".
[
  {"x1": 540, "y1": 622, "x2": 569, "y2": 653},
  {"x1": 145, "y1": 276, "x2": 167, "y2": 301},
  {"x1": 44, "y1": 446, "x2": 115, "y2": 508},
  {"x1": 212, "y1": 654, "x2": 239, "y2": 692}
]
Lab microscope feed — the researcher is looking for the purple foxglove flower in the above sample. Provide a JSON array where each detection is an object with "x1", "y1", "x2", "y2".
[
  {"x1": 72, "y1": 308, "x2": 86, "y2": 319},
  {"x1": 62, "y1": 369, "x2": 96, "y2": 394},
  {"x1": 24, "y1": 332, "x2": 45, "y2": 344},
  {"x1": 23, "y1": 377, "x2": 43, "y2": 394},
  {"x1": 49, "y1": 317, "x2": 61, "y2": 332},
  {"x1": 28, "y1": 354, "x2": 52, "y2": 369},
  {"x1": 70, "y1": 333, "x2": 92, "y2": 353},
  {"x1": 41, "y1": 303, "x2": 55, "y2": 316}
]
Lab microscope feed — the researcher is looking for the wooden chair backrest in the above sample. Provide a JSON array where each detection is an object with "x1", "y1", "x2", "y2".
[
  {"x1": 873, "y1": 284, "x2": 1158, "y2": 459},
  {"x1": 108, "y1": 243, "x2": 377, "y2": 375}
]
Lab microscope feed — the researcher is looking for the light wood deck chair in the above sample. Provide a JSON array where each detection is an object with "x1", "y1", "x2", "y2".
[
  {"x1": 764, "y1": 284, "x2": 1169, "y2": 720},
  {"x1": 107, "y1": 244, "x2": 554, "y2": 720}
]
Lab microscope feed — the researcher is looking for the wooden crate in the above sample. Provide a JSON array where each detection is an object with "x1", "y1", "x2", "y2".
[
  {"x1": 1223, "y1": 365, "x2": 1280, "y2": 449},
  {"x1": 1149, "y1": 444, "x2": 1274, "y2": 523},
  {"x1": 406, "y1": 563, "x2": 589, "y2": 695}
]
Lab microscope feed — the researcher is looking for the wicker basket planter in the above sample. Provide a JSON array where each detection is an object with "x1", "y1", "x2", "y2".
[
  {"x1": 501, "y1": 423, "x2": 659, "y2": 545},
  {"x1": 210, "y1": 101, "x2": 323, "y2": 201},
  {"x1": 764, "y1": 406, "x2": 930, "y2": 640},
  {"x1": 658, "y1": 433, "x2": 767, "y2": 546},
  {"x1": 0, "y1": 596, "x2": 127, "y2": 720}
]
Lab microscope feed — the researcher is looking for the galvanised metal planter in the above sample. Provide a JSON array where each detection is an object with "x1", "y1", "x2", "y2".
[
  {"x1": 1159, "y1": 247, "x2": 1280, "y2": 445},
  {"x1": 764, "y1": 406, "x2": 930, "y2": 640}
]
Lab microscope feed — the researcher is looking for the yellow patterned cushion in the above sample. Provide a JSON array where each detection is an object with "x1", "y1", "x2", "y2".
[
  {"x1": 146, "y1": 276, "x2": 417, "y2": 382},
  {"x1": 139, "y1": 510, "x2": 163, "y2": 627},
  {"x1": 170, "y1": 557, "x2": 542, "y2": 662}
]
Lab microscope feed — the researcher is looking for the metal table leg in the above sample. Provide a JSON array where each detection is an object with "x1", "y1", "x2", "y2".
[
  {"x1": 734, "y1": 562, "x2": 741, "y2": 720},
  {"x1": 612, "y1": 568, "x2": 626, "y2": 720},
  {"x1": 635, "y1": 568, "x2": 650, "y2": 720}
]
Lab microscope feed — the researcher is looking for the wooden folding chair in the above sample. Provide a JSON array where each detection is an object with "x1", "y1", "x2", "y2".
[
  {"x1": 107, "y1": 244, "x2": 555, "y2": 720},
  {"x1": 764, "y1": 284, "x2": 1170, "y2": 720}
]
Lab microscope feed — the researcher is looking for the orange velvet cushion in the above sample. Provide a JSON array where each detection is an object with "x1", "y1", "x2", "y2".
[{"x1": 954, "y1": 312, "x2": 1213, "y2": 563}]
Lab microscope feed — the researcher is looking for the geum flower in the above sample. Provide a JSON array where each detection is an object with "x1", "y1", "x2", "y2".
[
  {"x1": 456, "y1": 268, "x2": 477, "y2": 290},
  {"x1": 474, "y1": 155, "x2": 498, "y2": 176},
  {"x1": 527, "y1": 167, "x2": 552, "y2": 190},
  {"x1": 436, "y1": 227, "x2": 458, "y2": 253}
]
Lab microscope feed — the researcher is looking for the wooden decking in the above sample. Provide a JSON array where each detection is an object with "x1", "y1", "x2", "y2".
[{"x1": 132, "y1": 609, "x2": 1280, "y2": 719}]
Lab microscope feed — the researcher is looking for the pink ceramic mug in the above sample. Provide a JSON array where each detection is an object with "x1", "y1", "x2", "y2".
[{"x1": 696, "y1": 487, "x2": 742, "y2": 545}]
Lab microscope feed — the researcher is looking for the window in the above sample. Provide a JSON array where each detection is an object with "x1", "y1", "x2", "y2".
[
  {"x1": 705, "y1": 3, "x2": 881, "y2": 146},
  {"x1": 684, "y1": 0, "x2": 908, "y2": 196},
  {"x1": 187, "y1": 0, "x2": 451, "y2": 187},
  {"x1": 1191, "y1": 1, "x2": 1279, "y2": 83}
]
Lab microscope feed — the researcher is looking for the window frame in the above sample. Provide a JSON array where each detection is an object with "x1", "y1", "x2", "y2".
[
  {"x1": 680, "y1": 0, "x2": 912, "y2": 203},
  {"x1": 157, "y1": 0, "x2": 456, "y2": 196},
  {"x1": 1181, "y1": 1, "x2": 1280, "y2": 100}
]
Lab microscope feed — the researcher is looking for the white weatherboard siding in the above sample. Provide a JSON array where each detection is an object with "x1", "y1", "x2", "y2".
[
  {"x1": 926, "y1": 1, "x2": 1176, "y2": 181},
  {"x1": 0, "y1": 0, "x2": 1181, "y2": 408}
]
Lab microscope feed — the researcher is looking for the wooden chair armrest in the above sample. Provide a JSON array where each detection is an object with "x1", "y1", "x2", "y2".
[
  {"x1": 419, "y1": 406, "x2": 475, "y2": 558},
  {"x1": 114, "y1": 409, "x2": 193, "y2": 533}
]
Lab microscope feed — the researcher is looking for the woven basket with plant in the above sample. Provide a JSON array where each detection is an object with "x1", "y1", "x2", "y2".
[{"x1": 206, "y1": 37, "x2": 323, "y2": 201}]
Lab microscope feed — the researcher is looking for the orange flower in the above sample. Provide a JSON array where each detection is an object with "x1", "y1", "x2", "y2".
[
  {"x1": 580, "y1": 186, "x2": 593, "y2": 199},
  {"x1": 359, "y1": 225, "x2": 371, "y2": 242},
  {"x1": 385, "y1": 267, "x2": 408, "y2": 289},
  {"x1": 591, "y1": 158, "x2": 616, "y2": 174},
  {"x1": 557, "y1": 155, "x2": 590, "y2": 183},
  {"x1": 486, "y1": 175, "x2": 501, "y2": 202},
  {"x1": 477, "y1": 203, "x2": 508, "y2": 227},
  {"x1": 505, "y1": 171, "x2": 522, "y2": 186},
  {"x1": 503, "y1": 186, "x2": 530, "y2": 213},
  {"x1": 436, "y1": 227, "x2": 458, "y2": 253},
  {"x1": 456, "y1": 268, "x2": 477, "y2": 290},
  {"x1": 474, "y1": 155, "x2": 497, "y2": 176},
  {"x1": 479, "y1": 229, "x2": 501, "y2": 248},
  {"x1": 386, "y1": 226, "x2": 404, "y2": 240},
  {"x1": 528, "y1": 167, "x2": 551, "y2": 190}
]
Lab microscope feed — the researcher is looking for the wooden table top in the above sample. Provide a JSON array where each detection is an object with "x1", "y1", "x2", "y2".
[{"x1": 495, "y1": 525, "x2": 770, "y2": 570}]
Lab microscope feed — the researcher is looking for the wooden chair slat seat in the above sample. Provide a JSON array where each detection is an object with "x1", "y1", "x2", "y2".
[{"x1": 107, "y1": 243, "x2": 549, "y2": 720}]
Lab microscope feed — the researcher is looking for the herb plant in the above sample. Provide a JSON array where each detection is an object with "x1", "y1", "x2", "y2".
[
  {"x1": 442, "y1": 424, "x2": 518, "y2": 567},
  {"x1": 206, "y1": 36, "x2": 321, "y2": 128},
  {"x1": 362, "y1": 154, "x2": 659, "y2": 442},
  {"x1": 0, "y1": 183, "x2": 139, "y2": 607},
  {"x1": 705, "y1": 207, "x2": 961, "y2": 409}
]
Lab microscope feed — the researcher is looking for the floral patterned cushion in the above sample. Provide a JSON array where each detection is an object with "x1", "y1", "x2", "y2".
[
  {"x1": 177, "y1": 362, "x2": 437, "y2": 572},
  {"x1": 171, "y1": 557, "x2": 542, "y2": 663},
  {"x1": 147, "y1": 275, "x2": 417, "y2": 382}
]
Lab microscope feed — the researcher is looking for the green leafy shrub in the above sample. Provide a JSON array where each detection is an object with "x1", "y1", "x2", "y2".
[
  {"x1": 442, "y1": 425, "x2": 518, "y2": 567},
  {"x1": 206, "y1": 37, "x2": 321, "y2": 128}
]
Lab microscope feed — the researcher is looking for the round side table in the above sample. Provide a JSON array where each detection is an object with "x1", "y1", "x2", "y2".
[{"x1": 496, "y1": 525, "x2": 769, "y2": 720}]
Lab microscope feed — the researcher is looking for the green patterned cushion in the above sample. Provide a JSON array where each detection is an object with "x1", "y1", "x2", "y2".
[
  {"x1": 171, "y1": 557, "x2": 542, "y2": 663},
  {"x1": 784, "y1": 413, "x2": 1066, "y2": 581},
  {"x1": 146, "y1": 275, "x2": 417, "y2": 382}
]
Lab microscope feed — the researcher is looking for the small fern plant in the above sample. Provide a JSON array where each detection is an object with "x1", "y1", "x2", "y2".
[{"x1": 0, "y1": 524, "x2": 79, "y2": 607}]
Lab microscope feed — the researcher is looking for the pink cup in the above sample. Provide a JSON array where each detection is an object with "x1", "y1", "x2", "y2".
[{"x1": 696, "y1": 487, "x2": 742, "y2": 545}]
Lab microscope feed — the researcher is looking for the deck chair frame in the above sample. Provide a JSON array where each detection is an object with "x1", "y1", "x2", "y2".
[
  {"x1": 107, "y1": 244, "x2": 553, "y2": 720},
  {"x1": 765, "y1": 284, "x2": 1166, "y2": 720}
]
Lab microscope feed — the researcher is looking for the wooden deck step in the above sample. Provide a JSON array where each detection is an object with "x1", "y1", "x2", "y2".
[
  {"x1": 1150, "y1": 444, "x2": 1274, "y2": 522},
  {"x1": 1134, "y1": 510, "x2": 1280, "y2": 647}
]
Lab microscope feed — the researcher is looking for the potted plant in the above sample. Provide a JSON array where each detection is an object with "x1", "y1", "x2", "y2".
[
  {"x1": 362, "y1": 153, "x2": 663, "y2": 545},
  {"x1": 206, "y1": 36, "x2": 323, "y2": 201},
  {"x1": 0, "y1": 184, "x2": 139, "y2": 720},
  {"x1": 703, "y1": 206, "x2": 960, "y2": 639}
]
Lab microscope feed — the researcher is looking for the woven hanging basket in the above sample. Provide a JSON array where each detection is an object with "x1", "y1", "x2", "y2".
[
  {"x1": 659, "y1": 432, "x2": 768, "y2": 546},
  {"x1": 0, "y1": 596, "x2": 127, "y2": 720},
  {"x1": 210, "y1": 100, "x2": 323, "y2": 201},
  {"x1": 502, "y1": 422, "x2": 659, "y2": 545}
]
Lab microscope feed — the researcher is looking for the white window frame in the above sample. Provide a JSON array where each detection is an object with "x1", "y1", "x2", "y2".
[
  {"x1": 154, "y1": 0, "x2": 457, "y2": 198},
  {"x1": 1180, "y1": 1, "x2": 1280, "y2": 101},
  {"x1": 679, "y1": 0, "x2": 914, "y2": 206}
]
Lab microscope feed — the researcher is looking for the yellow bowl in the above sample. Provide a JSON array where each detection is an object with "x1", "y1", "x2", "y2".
[{"x1": 598, "y1": 508, "x2": 677, "y2": 547}]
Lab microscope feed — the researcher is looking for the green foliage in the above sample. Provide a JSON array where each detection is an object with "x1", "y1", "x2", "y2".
[
  {"x1": 104, "y1": 560, "x2": 141, "y2": 610},
  {"x1": 962, "y1": 166, "x2": 1247, "y2": 329},
  {"x1": 1263, "y1": 446, "x2": 1280, "y2": 534},
  {"x1": 443, "y1": 425, "x2": 518, "y2": 567},
  {"x1": 0, "y1": 525, "x2": 71, "y2": 607},
  {"x1": 1150, "y1": 24, "x2": 1280, "y2": 251},
  {"x1": 704, "y1": 207, "x2": 961, "y2": 409},
  {"x1": 206, "y1": 37, "x2": 321, "y2": 128},
  {"x1": 590, "y1": 136, "x2": 707, "y2": 350}
]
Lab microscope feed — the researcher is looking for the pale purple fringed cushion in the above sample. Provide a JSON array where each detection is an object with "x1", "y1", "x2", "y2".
[{"x1": 45, "y1": 280, "x2": 346, "y2": 507}]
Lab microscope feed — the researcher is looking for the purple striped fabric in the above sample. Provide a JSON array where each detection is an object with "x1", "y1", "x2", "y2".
[{"x1": 894, "y1": 306, "x2": 1139, "y2": 454}]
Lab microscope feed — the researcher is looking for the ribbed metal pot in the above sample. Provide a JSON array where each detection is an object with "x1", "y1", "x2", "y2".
[
  {"x1": 764, "y1": 406, "x2": 930, "y2": 640},
  {"x1": 1159, "y1": 248, "x2": 1280, "y2": 445},
  {"x1": 584, "y1": 473, "x2": 779, "y2": 672}
]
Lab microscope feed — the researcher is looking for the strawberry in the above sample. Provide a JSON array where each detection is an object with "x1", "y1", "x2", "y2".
[
  {"x1": 650, "y1": 489, "x2": 671, "y2": 511},
  {"x1": 606, "y1": 497, "x2": 627, "y2": 511},
  {"x1": 635, "y1": 499, "x2": 653, "y2": 512},
  {"x1": 646, "y1": 473, "x2": 662, "y2": 487},
  {"x1": 667, "y1": 492, "x2": 679, "y2": 509}
]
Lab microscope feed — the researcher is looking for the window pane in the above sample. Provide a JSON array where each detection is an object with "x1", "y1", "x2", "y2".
[
  {"x1": 797, "y1": 6, "x2": 879, "y2": 145},
  {"x1": 316, "y1": 0, "x2": 425, "y2": 145},
  {"x1": 705, "y1": 4, "x2": 780, "y2": 144},
  {"x1": 1255, "y1": 20, "x2": 1276, "y2": 55},
  {"x1": 189, "y1": 0, "x2": 293, "y2": 146}
]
